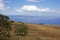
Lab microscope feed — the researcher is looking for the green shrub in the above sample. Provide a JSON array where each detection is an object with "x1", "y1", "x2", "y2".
[
  {"x1": 15, "y1": 23, "x2": 28, "y2": 36},
  {"x1": 10, "y1": 20, "x2": 14, "y2": 23}
]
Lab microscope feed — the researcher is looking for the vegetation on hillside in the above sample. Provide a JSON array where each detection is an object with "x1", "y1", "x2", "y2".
[
  {"x1": 0, "y1": 14, "x2": 11, "y2": 40},
  {"x1": 15, "y1": 23, "x2": 28, "y2": 36}
]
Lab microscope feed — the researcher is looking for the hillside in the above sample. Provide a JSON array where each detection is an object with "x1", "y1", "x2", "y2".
[{"x1": 10, "y1": 22, "x2": 60, "y2": 40}]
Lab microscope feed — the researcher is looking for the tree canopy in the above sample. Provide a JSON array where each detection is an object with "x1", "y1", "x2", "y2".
[
  {"x1": 0, "y1": 14, "x2": 11, "y2": 40},
  {"x1": 0, "y1": 14, "x2": 9, "y2": 27}
]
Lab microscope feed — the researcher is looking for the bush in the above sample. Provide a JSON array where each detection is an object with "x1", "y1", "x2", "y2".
[
  {"x1": 10, "y1": 20, "x2": 14, "y2": 23},
  {"x1": 39, "y1": 23, "x2": 43, "y2": 25},
  {"x1": 15, "y1": 23, "x2": 28, "y2": 36}
]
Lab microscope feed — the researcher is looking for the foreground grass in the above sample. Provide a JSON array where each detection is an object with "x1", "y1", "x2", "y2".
[{"x1": 10, "y1": 22, "x2": 60, "y2": 40}]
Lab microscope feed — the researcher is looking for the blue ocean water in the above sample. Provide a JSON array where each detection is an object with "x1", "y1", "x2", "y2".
[{"x1": 9, "y1": 15, "x2": 60, "y2": 25}]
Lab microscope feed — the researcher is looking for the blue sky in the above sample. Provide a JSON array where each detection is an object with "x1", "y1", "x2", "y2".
[{"x1": 0, "y1": 0, "x2": 60, "y2": 16}]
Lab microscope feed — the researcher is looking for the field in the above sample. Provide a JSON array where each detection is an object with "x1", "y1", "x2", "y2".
[{"x1": 10, "y1": 22, "x2": 60, "y2": 40}]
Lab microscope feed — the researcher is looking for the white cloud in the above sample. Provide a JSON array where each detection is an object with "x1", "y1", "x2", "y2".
[
  {"x1": 0, "y1": 0, "x2": 10, "y2": 10},
  {"x1": 51, "y1": 10, "x2": 60, "y2": 13},
  {"x1": 21, "y1": 5, "x2": 40, "y2": 12},
  {"x1": 26, "y1": 0, "x2": 39, "y2": 2},
  {"x1": 16, "y1": 5, "x2": 60, "y2": 13},
  {"x1": 0, "y1": 0, "x2": 6, "y2": 10},
  {"x1": 0, "y1": 0, "x2": 2, "y2": 1},
  {"x1": 16, "y1": 5, "x2": 50, "y2": 12},
  {"x1": 6, "y1": 7, "x2": 10, "y2": 9},
  {"x1": 26, "y1": 0, "x2": 46, "y2": 2}
]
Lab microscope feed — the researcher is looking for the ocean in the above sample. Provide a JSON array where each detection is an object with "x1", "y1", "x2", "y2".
[{"x1": 8, "y1": 15, "x2": 60, "y2": 25}]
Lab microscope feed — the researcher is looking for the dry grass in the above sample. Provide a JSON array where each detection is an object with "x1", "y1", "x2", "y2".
[{"x1": 9, "y1": 23, "x2": 60, "y2": 40}]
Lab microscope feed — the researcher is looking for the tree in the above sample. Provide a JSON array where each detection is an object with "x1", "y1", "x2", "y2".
[
  {"x1": 15, "y1": 23, "x2": 28, "y2": 36},
  {"x1": 0, "y1": 14, "x2": 9, "y2": 27},
  {"x1": 0, "y1": 14, "x2": 11, "y2": 40}
]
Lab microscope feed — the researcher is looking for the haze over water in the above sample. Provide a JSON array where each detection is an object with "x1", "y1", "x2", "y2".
[{"x1": 9, "y1": 15, "x2": 60, "y2": 25}]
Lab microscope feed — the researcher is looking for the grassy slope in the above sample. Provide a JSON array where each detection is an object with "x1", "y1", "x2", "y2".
[{"x1": 10, "y1": 22, "x2": 60, "y2": 40}]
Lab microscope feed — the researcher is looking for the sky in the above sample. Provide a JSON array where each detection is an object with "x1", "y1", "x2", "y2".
[{"x1": 0, "y1": 0, "x2": 60, "y2": 16}]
